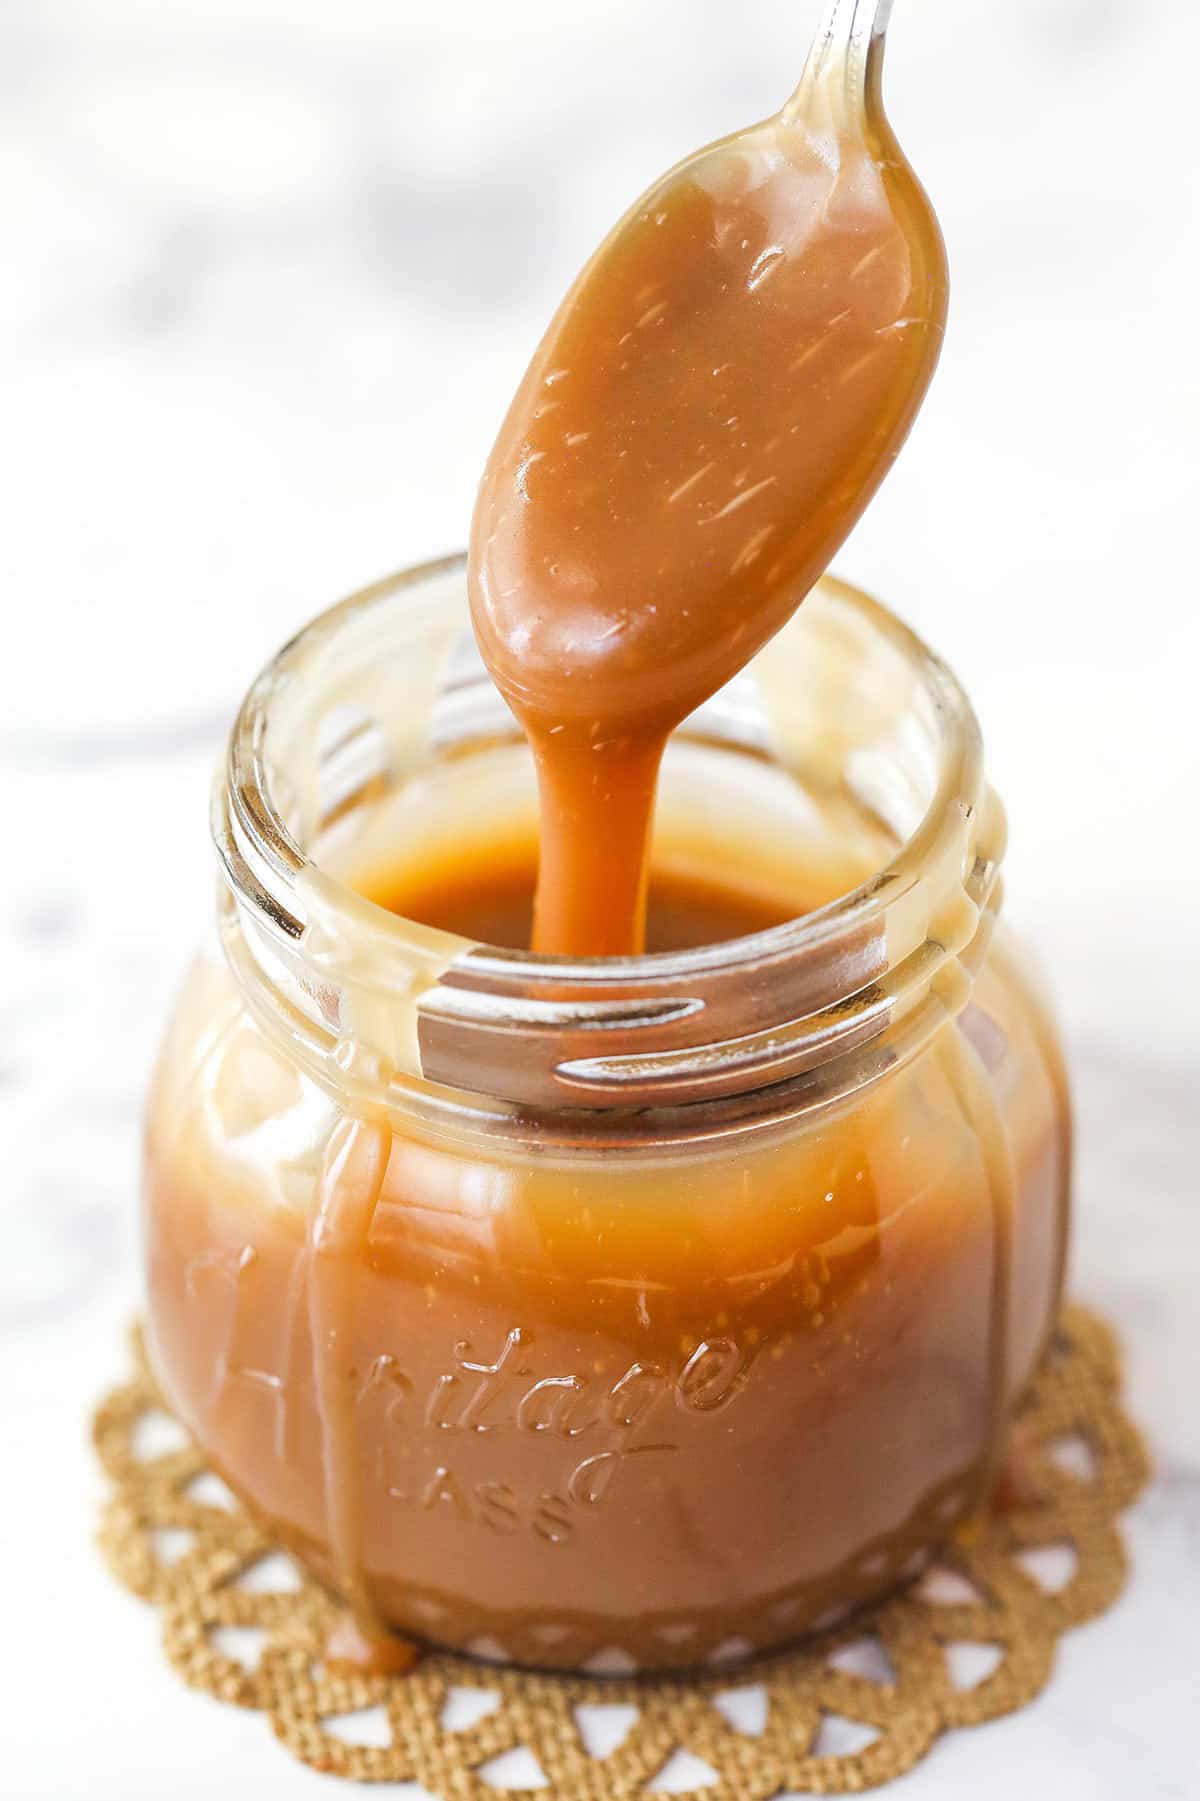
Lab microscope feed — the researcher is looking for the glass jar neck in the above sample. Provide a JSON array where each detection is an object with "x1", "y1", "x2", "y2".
[{"x1": 212, "y1": 556, "x2": 1005, "y2": 1147}]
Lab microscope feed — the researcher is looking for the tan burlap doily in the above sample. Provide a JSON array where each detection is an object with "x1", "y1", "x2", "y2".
[{"x1": 93, "y1": 1305, "x2": 1147, "y2": 1795}]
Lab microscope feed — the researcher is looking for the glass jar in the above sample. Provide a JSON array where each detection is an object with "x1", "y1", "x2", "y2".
[{"x1": 142, "y1": 555, "x2": 1070, "y2": 1674}]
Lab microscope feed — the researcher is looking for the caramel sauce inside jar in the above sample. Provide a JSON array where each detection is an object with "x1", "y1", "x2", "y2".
[
  {"x1": 470, "y1": 45, "x2": 947, "y2": 956},
  {"x1": 363, "y1": 844, "x2": 794, "y2": 952}
]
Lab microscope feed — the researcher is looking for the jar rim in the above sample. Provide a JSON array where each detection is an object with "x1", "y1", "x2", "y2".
[{"x1": 213, "y1": 554, "x2": 1004, "y2": 1129}]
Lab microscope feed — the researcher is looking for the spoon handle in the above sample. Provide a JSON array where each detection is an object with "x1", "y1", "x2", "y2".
[{"x1": 782, "y1": 0, "x2": 895, "y2": 123}]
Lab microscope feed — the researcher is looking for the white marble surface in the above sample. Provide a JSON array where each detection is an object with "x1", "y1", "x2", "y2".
[{"x1": 4, "y1": 1, "x2": 1198, "y2": 1795}]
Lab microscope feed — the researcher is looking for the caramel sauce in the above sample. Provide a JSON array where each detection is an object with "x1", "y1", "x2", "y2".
[
  {"x1": 363, "y1": 846, "x2": 794, "y2": 952},
  {"x1": 470, "y1": 39, "x2": 946, "y2": 955},
  {"x1": 139, "y1": 15, "x2": 1073, "y2": 1679}
]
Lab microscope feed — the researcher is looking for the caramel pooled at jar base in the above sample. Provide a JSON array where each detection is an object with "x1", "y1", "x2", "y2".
[{"x1": 142, "y1": 561, "x2": 1071, "y2": 1674}]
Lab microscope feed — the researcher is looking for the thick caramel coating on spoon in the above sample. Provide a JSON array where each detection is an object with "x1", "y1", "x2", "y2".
[{"x1": 470, "y1": 43, "x2": 947, "y2": 955}]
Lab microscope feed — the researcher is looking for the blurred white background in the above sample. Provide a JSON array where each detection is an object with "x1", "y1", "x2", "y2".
[{"x1": 3, "y1": 2, "x2": 1198, "y2": 1796}]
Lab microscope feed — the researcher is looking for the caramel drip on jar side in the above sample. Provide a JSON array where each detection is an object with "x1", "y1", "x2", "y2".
[
  {"x1": 307, "y1": 1111, "x2": 414, "y2": 1670},
  {"x1": 987, "y1": 933, "x2": 1074, "y2": 1333},
  {"x1": 469, "y1": 38, "x2": 947, "y2": 957},
  {"x1": 935, "y1": 1021, "x2": 1016, "y2": 1516}
]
